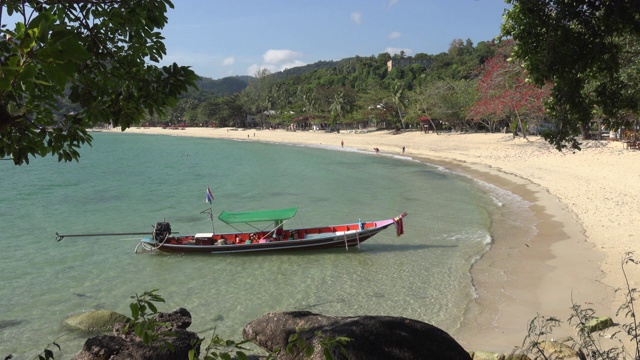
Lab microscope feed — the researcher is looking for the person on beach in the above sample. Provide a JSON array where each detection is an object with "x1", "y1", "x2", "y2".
[
  {"x1": 402, "y1": 146, "x2": 405, "y2": 154},
  {"x1": 341, "y1": 140, "x2": 344, "y2": 148},
  {"x1": 374, "y1": 147, "x2": 379, "y2": 153}
]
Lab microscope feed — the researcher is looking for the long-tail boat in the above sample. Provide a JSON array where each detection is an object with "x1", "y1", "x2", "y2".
[{"x1": 135, "y1": 207, "x2": 407, "y2": 254}]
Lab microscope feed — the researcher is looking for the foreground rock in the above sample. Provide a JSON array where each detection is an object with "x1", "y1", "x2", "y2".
[
  {"x1": 243, "y1": 311, "x2": 470, "y2": 360},
  {"x1": 469, "y1": 351, "x2": 530, "y2": 360},
  {"x1": 585, "y1": 316, "x2": 614, "y2": 333},
  {"x1": 73, "y1": 308, "x2": 200, "y2": 360},
  {"x1": 64, "y1": 310, "x2": 130, "y2": 333}
]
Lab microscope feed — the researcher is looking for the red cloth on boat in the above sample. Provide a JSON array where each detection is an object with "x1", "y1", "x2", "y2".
[{"x1": 394, "y1": 217, "x2": 404, "y2": 237}]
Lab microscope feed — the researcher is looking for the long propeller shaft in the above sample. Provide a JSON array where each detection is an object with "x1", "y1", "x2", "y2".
[{"x1": 55, "y1": 231, "x2": 161, "y2": 242}]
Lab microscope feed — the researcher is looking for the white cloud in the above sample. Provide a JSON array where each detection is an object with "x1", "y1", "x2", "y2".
[
  {"x1": 389, "y1": 0, "x2": 399, "y2": 7},
  {"x1": 385, "y1": 47, "x2": 414, "y2": 56},
  {"x1": 351, "y1": 12, "x2": 362, "y2": 25},
  {"x1": 222, "y1": 56, "x2": 235, "y2": 66},
  {"x1": 247, "y1": 60, "x2": 307, "y2": 77},
  {"x1": 247, "y1": 64, "x2": 277, "y2": 77},
  {"x1": 263, "y1": 49, "x2": 303, "y2": 64},
  {"x1": 247, "y1": 49, "x2": 307, "y2": 76},
  {"x1": 389, "y1": 31, "x2": 401, "y2": 39}
]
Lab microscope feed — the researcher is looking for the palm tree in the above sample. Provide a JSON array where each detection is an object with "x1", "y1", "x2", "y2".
[
  {"x1": 302, "y1": 91, "x2": 318, "y2": 115},
  {"x1": 330, "y1": 90, "x2": 349, "y2": 120},
  {"x1": 390, "y1": 81, "x2": 407, "y2": 129}
]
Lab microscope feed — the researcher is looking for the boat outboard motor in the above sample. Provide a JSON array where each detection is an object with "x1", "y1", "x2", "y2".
[{"x1": 153, "y1": 221, "x2": 172, "y2": 241}]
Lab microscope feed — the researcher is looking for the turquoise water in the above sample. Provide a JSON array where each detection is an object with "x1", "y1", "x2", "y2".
[{"x1": 0, "y1": 132, "x2": 523, "y2": 359}]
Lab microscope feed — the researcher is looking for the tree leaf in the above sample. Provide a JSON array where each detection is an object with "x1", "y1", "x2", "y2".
[{"x1": 0, "y1": 76, "x2": 11, "y2": 90}]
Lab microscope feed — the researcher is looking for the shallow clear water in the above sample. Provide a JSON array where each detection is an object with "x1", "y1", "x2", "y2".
[{"x1": 0, "y1": 132, "x2": 527, "y2": 359}]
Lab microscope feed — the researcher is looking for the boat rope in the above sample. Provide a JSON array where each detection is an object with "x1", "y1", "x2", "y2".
[
  {"x1": 135, "y1": 232, "x2": 171, "y2": 254},
  {"x1": 151, "y1": 232, "x2": 171, "y2": 250},
  {"x1": 343, "y1": 233, "x2": 348, "y2": 251}
]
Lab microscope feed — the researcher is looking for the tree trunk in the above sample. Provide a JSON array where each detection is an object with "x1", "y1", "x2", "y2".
[
  {"x1": 514, "y1": 109, "x2": 528, "y2": 140},
  {"x1": 428, "y1": 118, "x2": 439, "y2": 135},
  {"x1": 397, "y1": 110, "x2": 405, "y2": 130},
  {"x1": 580, "y1": 122, "x2": 590, "y2": 140}
]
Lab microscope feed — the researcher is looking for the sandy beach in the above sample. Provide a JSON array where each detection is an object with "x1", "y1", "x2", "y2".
[{"x1": 108, "y1": 126, "x2": 639, "y2": 353}]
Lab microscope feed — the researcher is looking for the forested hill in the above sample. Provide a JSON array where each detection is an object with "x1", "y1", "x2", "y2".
[
  {"x1": 273, "y1": 60, "x2": 342, "y2": 79},
  {"x1": 194, "y1": 60, "x2": 343, "y2": 94},
  {"x1": 195, "y1": 75, "x2": 252, "y2": 95},
  {"x1": 193, "y1": 39, "x2": 495, "y2": 96}
]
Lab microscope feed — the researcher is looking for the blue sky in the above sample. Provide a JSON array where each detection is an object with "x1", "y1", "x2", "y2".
[{"x1": 159, "y1": 1, "x2": 510, "y2": 79}]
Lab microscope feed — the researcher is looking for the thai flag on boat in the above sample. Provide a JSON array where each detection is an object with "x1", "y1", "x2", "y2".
[{"x1": 206, "y1": 186, "x2": 214, "y2": 204}]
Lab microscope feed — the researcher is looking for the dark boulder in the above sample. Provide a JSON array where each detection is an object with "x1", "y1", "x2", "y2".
[
  {"x1": 243, "y1": 311, "x2": 470, "y2": 360},
  {"x1": 73, "y1": 308, "x2": 200, "y2": 360},
  {"x1": 155, "y1": 307, "x2": 192, "y2": 330}
]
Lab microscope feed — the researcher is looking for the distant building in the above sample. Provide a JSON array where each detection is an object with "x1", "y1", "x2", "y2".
[{"x1": 387, "y1": 58, "x2": 432, "y2": 72}]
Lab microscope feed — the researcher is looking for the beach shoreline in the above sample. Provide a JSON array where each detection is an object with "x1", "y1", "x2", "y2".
[{"x1": 107, "y1": 126, "x2": 638, "y2": 352}]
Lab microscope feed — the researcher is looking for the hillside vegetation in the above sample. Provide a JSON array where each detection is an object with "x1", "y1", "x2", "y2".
[{"x1": 153, "y1": 38, "x2": 547, "y2": 134}]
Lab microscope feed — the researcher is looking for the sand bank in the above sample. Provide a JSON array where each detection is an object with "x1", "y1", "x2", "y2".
[{"x1": 108, "y1": 127, "x2": 638, "y2": 352}]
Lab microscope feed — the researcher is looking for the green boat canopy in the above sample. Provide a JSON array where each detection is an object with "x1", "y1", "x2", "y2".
[{"x1": 218, "y1": 207, "x2": 298, "y2": 225}]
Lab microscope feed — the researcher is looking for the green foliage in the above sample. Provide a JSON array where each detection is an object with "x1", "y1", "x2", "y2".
[
  {"x1": 266, "y1": 328, "x2": 351, "y2": 360},
  {"x1": 517, "y1": 314, "x2": 562, "y2": 358},
  {"x1": 569, "y1": 303, "x2": 623, "y2": 359},
  {"x1": 34, "y1": 340, "x2": 61, "y2": 360},
  {"x1": 196, "y1": 76, "x2": 251, "y2": 96},
  {"x1": 6, "y1": 333, "x2": 67, "y2": 360},
  {"x1": 410, "y1": 80, "x2": 477, "y2": 131},
  {"x1": 616, "y1": 252, "x2": 640, "y2": 359},
  {"x1": 191, "y1": 330, "x2": 251, "y2": 360},
  {"x1": 317, "y1": 332, "x2": 352, "y2": 360},
  {"x1": 1, "y1": 1, "x2": 198, "y2": 165},
  {"x1": 502, "y1": 0, "x2": 640, "y2": 150},
  {"x1": 123, "y1": 289, "x2": 170, "y2": 347},
  {"x1": 189, "y1": 325, "x2": 351, "y2": 360}
]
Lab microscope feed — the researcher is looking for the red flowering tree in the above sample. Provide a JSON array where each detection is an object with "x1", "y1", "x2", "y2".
[{"x1": 468, "y1": 54, "x2": 551, "y2": 136}]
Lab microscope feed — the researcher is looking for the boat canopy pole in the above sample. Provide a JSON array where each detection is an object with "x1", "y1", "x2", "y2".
[
  {"x1": 258, "y1": 219, "x2": 289, "y2": 241},
  {"x1": 222, "y1": 221, "x2": 269, "y2": 233},
  {"x1": 222, "y1": 218, "x2": 292, "y2": 238}
]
